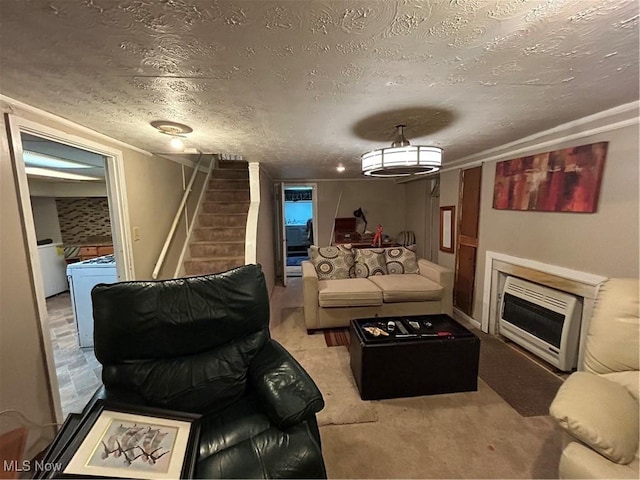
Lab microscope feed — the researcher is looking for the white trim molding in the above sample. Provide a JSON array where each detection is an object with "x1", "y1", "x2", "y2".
[
  {"x1": 482, "y1": 250, "x2": 608, "y2": 369},
  {"x1": 245, "y1": 162, "x2": 261, "y2": 264},
  {"x1": 443, "y1": 101, "x2": 639, "y2": 173}
]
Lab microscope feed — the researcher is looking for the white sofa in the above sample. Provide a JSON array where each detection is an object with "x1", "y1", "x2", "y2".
[
  {"x1": 302, "y1": 258, "x2": 453, "y2": 333},
  {"x1": 549, "y1": 278, "x2": 639, "y2": 479}
]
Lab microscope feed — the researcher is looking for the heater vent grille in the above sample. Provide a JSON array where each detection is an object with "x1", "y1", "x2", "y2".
[{"x1": 499, "y1": 275, "x2": 582, "y2": 371}]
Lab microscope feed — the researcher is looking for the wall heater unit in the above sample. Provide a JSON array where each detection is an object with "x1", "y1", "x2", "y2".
[{"x1": 499, "y1": 276, "x2": 582, "y2": 371}]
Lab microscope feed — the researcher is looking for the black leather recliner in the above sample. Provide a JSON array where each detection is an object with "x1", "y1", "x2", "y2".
[{"x1": 89, "y1": 264, "x2": 327, "y2": 478}]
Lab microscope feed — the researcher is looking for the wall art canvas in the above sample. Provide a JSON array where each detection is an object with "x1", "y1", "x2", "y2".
[{"x1": 493, "y1": 142, "x2": 608, "y2": 213}]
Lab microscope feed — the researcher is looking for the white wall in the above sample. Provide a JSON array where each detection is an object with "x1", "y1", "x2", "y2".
[
  {"x1": 314, "y1": 179, "x2": 406, "y2": 247},
  {"x1": 257, "y1": 166, "x2": 276, "y2": 295},
  {"x1": 30, "y1": 196, "x2": 62, "y2": 243}
]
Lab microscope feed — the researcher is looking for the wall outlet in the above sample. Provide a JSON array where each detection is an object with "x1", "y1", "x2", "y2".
[{"x1": 133, "y1": 227, "x2": 140, "y2": 241}]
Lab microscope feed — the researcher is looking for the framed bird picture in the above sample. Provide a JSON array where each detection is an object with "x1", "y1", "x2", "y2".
[{"x1": 49, "y1": 400, "x2": 200, "y2": 479}]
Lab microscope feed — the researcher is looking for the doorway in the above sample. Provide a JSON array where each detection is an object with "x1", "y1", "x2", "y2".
[
  {"x1": 6, "y1": 114, "x2": 134, "y2": 422},
  {"x1": 277, "y1": 184, "x2": 317, "y2": 282}
]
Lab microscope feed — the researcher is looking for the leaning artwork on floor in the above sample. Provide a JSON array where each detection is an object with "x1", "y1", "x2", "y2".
[
  {"x1": 493, "y1": 142, "x2": 608, "y2": 213},
  {"x1": 87, "y1": 420, "x2": 177, "y2": 473}
]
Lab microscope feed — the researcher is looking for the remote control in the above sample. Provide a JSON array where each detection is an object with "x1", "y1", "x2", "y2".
[{"x1": 395, "y1": 321, "x2": 409, "y2": 335}]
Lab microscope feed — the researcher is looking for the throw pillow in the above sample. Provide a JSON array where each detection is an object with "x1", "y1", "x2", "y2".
[
  {"x1": 309, "y1": 245, "x2": 355, "y2": 280},
  {"x1": 384, "y1": 245, "x2": 419, "y2": 274},
  {"x1": 549, "y1": 371, "x2": 639, "y2": 464},
  {"x1": 354, "y1": 248, "x2": 387, "y2": 278}
]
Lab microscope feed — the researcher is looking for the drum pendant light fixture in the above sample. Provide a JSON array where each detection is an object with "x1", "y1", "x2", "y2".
[{"x1": 361, "y1": 125, "x2": 442, "y2": 177}]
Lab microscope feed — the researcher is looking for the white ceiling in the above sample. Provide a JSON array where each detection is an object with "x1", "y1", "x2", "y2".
[{"x1": 1, "y1": 0, "x2": 638, "y2": 179}]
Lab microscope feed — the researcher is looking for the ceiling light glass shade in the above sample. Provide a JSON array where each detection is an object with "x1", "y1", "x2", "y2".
[
  {"x1": 361, "y1": 145, "x2": 442, "y2": 177},
  {"x1": 24, "y1": 167, "x2": 101, "y2": 181},
  {"x1": 23, "y1": 150, "x2": 91, "y2": 169},
  {"x1": 170, "y1": 137, "x2": 185, "y2": 150}
]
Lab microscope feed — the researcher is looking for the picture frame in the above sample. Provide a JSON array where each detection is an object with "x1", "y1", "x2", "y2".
[
  {"x1": 44, "y1": 400, "x2": 200, "y2": 479},
  {"x1": 439, "y1": 206, "x2": 455, "y2": 253}
]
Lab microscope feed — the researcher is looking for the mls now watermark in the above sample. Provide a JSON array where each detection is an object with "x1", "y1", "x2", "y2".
[{"x1": 3, "y1": 459, "x2": 62, "y2": 474}]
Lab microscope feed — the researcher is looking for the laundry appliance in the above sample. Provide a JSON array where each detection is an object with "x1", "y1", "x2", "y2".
[{"x1": 67, "y1": 254, "x2": 117, "y2": 348}]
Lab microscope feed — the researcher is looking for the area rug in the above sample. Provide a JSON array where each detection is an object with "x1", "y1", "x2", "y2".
[
  {"x1": 322, "y1": 326, "x2": 562, "y2": 417},
  {"x1": 324, "y1": 328, "x2": 350, "y2": 348},
  {"x1": 476, "y1": 331, "x2": 563, "y2": 417},
  {"x1": 290, "y1": 346, "x2": 378, "y2": 427}
]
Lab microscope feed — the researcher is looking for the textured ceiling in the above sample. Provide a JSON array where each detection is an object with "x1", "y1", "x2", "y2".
[{"x1": 1, "y1": 0, "x2": 638, "y2": 179}]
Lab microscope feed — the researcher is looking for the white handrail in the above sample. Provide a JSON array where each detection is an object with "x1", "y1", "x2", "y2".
[
  {"x1": 173, "y1": 156, "x2": 216, "y2": 277},
  {"x1": 152, "y1": 155, "x2": 209, "y2": 279}
]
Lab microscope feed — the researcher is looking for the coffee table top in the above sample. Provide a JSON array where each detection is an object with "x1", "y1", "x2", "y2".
[{"x1": 351, "y1": 313, "x2": 477, "y2": 344}]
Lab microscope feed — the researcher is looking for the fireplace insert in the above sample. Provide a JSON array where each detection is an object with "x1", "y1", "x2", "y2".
[{"x1": 499, "y1": 276, "x2": 582, "y2": 371}]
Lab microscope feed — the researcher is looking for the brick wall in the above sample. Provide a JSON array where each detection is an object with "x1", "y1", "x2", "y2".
[{"x1": 56, "y1": 197, "x2": 111, "y2": 244}]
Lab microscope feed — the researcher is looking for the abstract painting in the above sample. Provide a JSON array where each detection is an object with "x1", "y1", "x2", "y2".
[{"x1": 493, "y1": 142, "x2": 608, "y2": 213}]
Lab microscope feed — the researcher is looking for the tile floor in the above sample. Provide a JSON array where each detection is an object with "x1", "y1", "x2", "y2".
[{"x1": 45, "y1": 292, "x2": 102, "y2": 418}]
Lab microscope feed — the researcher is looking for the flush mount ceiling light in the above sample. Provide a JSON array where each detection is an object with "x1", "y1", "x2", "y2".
[
  {"x1": 23, "y1": 150, "x2": 92, "y2": 169},
  {"x1": 150, "y1": 120, "x2": 193, "y2": 151},
  {"x1": 25, "y1": 167, "x2": 101, "y2": 181},
  {"x1": 361, "y1": 125, "x2": 442, "y2": 177}
]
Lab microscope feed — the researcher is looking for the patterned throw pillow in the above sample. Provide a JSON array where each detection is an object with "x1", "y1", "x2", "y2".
[
  {"x1": 354, "y1": 248, "x2": 387, "y2": 278},
  {"x1": 309, "y1": 245, "x2": 355, "y2": 280},
  {"x1": 384, "y1": 245, "x2": 419, "y2": 274}
]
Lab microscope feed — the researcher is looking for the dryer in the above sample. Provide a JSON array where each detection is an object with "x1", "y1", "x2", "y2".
[{"x1": 67, "y1": 254, "x2": 117, "y2": 348}]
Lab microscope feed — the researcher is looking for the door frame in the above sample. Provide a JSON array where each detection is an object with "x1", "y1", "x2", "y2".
[
  {"x1": 279, "y1": 183, "x2": 318, "y2": 282},
  {"x1": 6, "y1": 114, "x2": 134, "y2": 422}
]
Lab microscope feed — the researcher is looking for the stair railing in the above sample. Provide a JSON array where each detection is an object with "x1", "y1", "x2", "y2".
[
  {"x1": 152, "y1": 154, "x2": 214, "y2": 279},
  {"x1": 172, "y1": 155, "x2": 218, "y2": 278}
]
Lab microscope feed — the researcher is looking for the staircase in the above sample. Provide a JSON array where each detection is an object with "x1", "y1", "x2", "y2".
[{"x1": 184, "y1": 160, "x2": 249, "y2": 275}]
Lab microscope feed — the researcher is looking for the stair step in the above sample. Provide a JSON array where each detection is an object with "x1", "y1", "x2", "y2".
[
  {"x1": 198, "y1": 214, "x2": 247, "y2": 228},
  {"x1": 202, "y1": 201, "x2": 250, "y2": 214},
  {"x1": 205, "y1": 190, "x2": 250, "y2": 202},
  {"x1": 190, "y1": 241, "x2": 245, "y2": 258},
  {"x1": 184, "y1": 257, "x2": 245, "y2": 275},
  {"x1": 210, "y1": 168, "x2": 249, "y2": 180},
  {"x1": 209, "y1": 178, "x2": 250, "y2": 190},
  {"x1": 194, "y1": 227, "x2": 246, "y2": 242},
  {"x1": 218, "y1": 160, "x2": 248, "y2": 170}
]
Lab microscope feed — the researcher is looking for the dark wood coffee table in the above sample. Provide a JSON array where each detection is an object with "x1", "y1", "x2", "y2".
[{"x1": 349, "y1": 314, "x2": 481, "y2": 400}]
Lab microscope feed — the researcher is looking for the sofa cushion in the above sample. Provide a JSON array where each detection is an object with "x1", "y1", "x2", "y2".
[
  {"x1": 368, "y1": 274, "x2": 443, "y2": 303},
  {"x1": 318, "y1": 279, "x2": 383, "y2": 307},
  {"x1": 354, "y1": 248, "x2": 387, "y2": 278},
  {"x1": 384, "y1": 246, "x2": 419, "y2": 274},
  {"x1": 550, "y1": 371, "x2": 639, "y2": 464},
  {"x1": 600, "y1": 371, "x2": 640, "y2": 401},
  {"x1": 309, "y1": 245, "x2": 355, "y2": 280}
]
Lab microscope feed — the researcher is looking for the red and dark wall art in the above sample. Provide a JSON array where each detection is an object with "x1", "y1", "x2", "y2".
[{"x1": 493, "y1": 142, "x2": 608, "y2": 213}]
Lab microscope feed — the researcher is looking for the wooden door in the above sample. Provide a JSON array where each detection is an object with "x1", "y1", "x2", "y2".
[{"x1": 454, "y1": 166, "x2": 482, "y2": 316}]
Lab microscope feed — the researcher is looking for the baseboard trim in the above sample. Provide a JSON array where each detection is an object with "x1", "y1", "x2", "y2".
[{"x1": 453, "y1": 307, "x2": 481, "y2": 329}]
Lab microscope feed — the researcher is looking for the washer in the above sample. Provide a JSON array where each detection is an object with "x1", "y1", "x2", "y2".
[{"x1": 67, "y1": 254, "x2": 117, "y2": 348}]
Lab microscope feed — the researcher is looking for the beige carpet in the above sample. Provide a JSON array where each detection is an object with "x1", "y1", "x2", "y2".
[
  {"x1": 269, "y1": 297, "x2": 563, "y2": 479},
  {"x1": 291, "y1": 347, "x2": 378, "y2": 427},
  {"x1": 273, "y1": 308, "x2": 377, "y2": 426}
]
